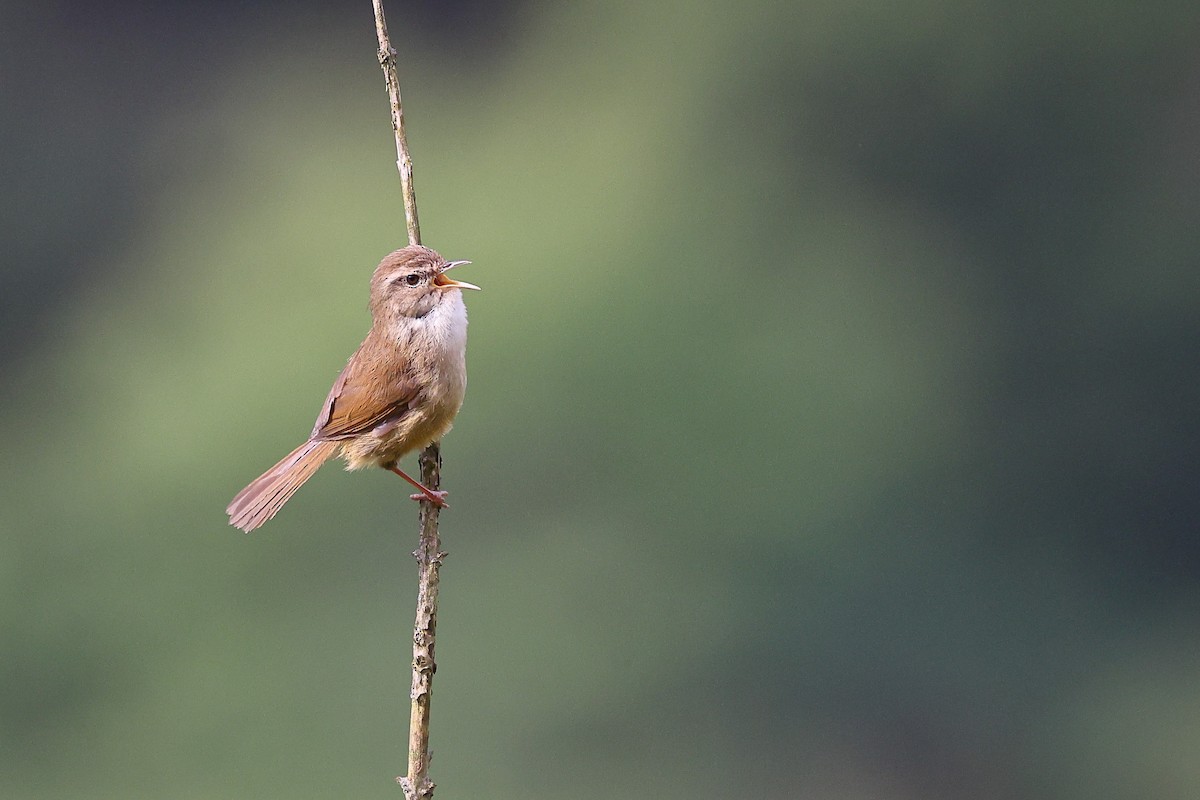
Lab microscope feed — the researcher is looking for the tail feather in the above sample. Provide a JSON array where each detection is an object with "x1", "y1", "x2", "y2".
[{"x1": 227, "y1": 440, "x2": 340, "y2": 532}]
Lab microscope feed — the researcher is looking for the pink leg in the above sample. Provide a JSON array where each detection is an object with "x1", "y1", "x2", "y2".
[{"x1": 387, "y1": 465, "x2": 449, "y2": 509}]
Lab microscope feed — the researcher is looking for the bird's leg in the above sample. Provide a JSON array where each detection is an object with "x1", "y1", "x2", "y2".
[{"x1": 387, "y1": 465, "x2": 449, "y2": 508}]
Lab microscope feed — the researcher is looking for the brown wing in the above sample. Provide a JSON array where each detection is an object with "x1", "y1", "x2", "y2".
[{"x1": 310, "y1": 333, "x2": 420, "y2": 441}]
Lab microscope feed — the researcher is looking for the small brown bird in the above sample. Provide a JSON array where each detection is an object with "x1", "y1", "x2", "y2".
[{"x1": 226, "y1": 244, "x2": 479, "y2": 532}]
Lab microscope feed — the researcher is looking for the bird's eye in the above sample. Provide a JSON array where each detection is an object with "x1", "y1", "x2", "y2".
[{"x1": 404, "y1": 273, "x2": 423, "y2": 287}]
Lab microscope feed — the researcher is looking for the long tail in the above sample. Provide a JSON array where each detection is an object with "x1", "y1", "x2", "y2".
[{"x1": 226, "y1": 440, "x2": 340, "y2": 532}]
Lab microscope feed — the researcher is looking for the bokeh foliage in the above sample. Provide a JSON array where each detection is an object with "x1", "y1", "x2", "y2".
[{"x1": 3, "y1": 1, "x2": 1199, "y2": 798}]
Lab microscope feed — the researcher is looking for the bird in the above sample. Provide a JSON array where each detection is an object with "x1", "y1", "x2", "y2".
[{"x1": 226, "y1": 244, "x2": 479, "y2": 532}]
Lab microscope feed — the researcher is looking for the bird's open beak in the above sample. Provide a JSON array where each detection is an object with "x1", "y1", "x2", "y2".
[{"x1": 434, "y1": 260, "x2": 480, "y2": 291}]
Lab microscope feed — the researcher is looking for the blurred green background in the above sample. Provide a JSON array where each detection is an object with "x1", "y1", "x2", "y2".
[{"x1": 4, "y1": 1, "x2": 1199, "y2": 797}]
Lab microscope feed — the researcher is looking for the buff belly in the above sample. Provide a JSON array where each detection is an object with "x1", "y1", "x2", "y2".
[{"x1": 339, "y1": 399, "x2": 461, "y2": 470}]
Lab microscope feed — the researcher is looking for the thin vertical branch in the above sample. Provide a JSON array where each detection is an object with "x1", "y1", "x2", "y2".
[
  {"x1": 405, "y1": 442, "x2": 444, "y2": 800},
  {"x1": 372, "y1": 2, "x2": 444, "y2": 798},
  {"x1": 374, "y1": 0, "x2": 421, "y2": 247}
]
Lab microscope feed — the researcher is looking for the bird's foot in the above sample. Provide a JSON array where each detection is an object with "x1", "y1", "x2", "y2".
[
  {"x1": 409, "y1": 490, "x2": 449, "y2": 509},
  {"x1": 387, "y1": 465, "x2": 450, "y2": 509}
]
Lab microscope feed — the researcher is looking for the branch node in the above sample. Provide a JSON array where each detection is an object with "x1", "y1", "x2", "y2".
[{"x1": 397, "y1": 776, "x2": 436, "y2": 800}]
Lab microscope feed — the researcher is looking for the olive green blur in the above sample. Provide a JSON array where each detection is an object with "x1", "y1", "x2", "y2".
[{"x1": 3, "y1": 2, "x2": 1198, "y2": 798}]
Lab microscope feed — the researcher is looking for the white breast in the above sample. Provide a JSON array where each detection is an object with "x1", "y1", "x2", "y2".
[{"x1": 410, "y1": 291, "x2": 469, "y2": 409}]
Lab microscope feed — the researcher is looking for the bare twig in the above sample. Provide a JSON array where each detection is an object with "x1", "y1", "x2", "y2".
[
  {"x1": 372, "y1": 2, "x2": 444, "y2": 798},
  {"x1": 373, "y1": 0, "x2": 421, "y2": 247}
]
